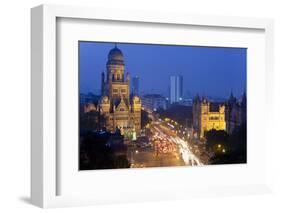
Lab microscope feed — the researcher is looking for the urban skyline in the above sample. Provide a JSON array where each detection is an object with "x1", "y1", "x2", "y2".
[{"x1": 79, "y1": 42, "x2": 246, "y2": 99}]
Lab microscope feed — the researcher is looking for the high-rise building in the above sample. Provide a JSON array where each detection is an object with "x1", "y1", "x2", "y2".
[
  {"x1": 170, "y1": 75, "x2": 183, "y2": 104},
  {"x1": 132, "y1": 76, "x2": 139, "y2": 95}
]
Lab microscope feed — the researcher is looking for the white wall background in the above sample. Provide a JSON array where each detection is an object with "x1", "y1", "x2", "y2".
[{"x1": 0, "y1": 0, "x2": 280, "y2": 212}]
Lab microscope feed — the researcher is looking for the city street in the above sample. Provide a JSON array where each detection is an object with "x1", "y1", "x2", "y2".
[
  {"x1": 150, "y1": 120, "x2": 203, "y2": 166},
  {"x1": 127, "y1": 111, "x2": 204, "y2": 168}
]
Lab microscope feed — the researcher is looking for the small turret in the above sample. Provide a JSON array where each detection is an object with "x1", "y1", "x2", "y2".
[
  {"x1": 101, "y1": 71, "x2": 105, "y2": 95},
  {"x1": 230, "y1": 91, "x2": 234, "y2": 99},
  {"x1": 219, "y1": 104, "x2": 225, "y2": 113},
  {"x1": 126, "y1": 72, "x2": 130, "y2": 81},
  {"x1": 228, "y1": 91, "x2": 237, "y2": 105},
  {"x1": 193, "y1": 93, "x2": 200, "y2": 104},
  {"x1": 109, "y1": 72, "x2": 113, "y2": 82},
  {"x1": 101, "y1": 71, "x2": 105, "y2": 82}
]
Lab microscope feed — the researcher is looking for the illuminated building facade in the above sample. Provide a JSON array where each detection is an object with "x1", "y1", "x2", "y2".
[
  {"x1": 192, "y1": 96, "x2": 226, "y2": 138},
  {"x1": 99, "y1": 45, "x2": 141, "y2": 137}
]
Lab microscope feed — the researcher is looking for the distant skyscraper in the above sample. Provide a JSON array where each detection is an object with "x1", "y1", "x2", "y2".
[
  {"x1": 132, "y1": 76, "x2": 140, "y2": 95},
  {"x1": 170, "y1": 75, "x2": 183, "y2": 104}
]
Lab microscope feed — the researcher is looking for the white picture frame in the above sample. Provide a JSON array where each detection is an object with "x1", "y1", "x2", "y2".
[{"x1": 31, "y1": 4, "x2": 274, "y2": 208}]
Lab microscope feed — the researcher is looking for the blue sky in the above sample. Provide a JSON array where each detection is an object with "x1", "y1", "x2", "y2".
[{"x1": 79, "y1": 41, "x2": 246, "y2": 99}]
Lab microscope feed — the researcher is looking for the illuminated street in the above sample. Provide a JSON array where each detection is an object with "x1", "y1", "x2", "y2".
[
  {"x1": 127, "y1": 110, "x2": 204, "y2": 168},
  {"x1": 150, "y1": 119, "x2": 203, "y2": 166}
]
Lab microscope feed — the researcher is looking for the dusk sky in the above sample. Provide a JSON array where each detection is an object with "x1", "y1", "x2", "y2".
[{"x1": 79, "y1": 41, "x2": 246, "y2": 99}]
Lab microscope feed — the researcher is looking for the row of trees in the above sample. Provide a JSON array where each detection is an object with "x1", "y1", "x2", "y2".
[
  {"x1": 79, "y1": 130, "x2": 130, "y2": 170},
  {"x1": 205, "y1": 122, "x2": 247, "y2": 164},
  {"x1": 157, "y1": 104, "x2": 192, "y2": 127},
  {"x1": 80, "y1": 110, "x2": 106, "y2": 131}
]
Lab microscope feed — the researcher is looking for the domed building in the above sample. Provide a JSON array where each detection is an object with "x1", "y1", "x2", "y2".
[{"x1": 99, "y1": 45, "x2": 141, "y2": 137}]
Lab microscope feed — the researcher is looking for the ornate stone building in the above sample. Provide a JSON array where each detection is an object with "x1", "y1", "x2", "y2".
[
  {"x1": 99, "y1": 45, "x2": 141, "y2": 137},
  {"x1": 192, "y1": 95, "x2": 226, "y2": 138},
  {"x1": 225, "y1": 92, "x2": 246, "y2": 134}
]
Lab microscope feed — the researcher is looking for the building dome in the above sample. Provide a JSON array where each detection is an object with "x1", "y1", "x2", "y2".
[{"x1": 107, "y1": 46, "x2": 124, "y2": 65}]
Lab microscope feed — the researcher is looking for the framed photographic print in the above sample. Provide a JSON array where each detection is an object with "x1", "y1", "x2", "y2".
[
  {"x1": 31, "y1": 4, "x2": 274, "y2": 208},
  {"x1": 78, "y1": 41, "x2": 247, "y2": 170}
]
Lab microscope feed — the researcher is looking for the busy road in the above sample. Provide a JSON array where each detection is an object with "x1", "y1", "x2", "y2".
[
  {"x1": 127, "y1": 107, "x2": 205, "y2": 168},
  {"x1": 150, "y1": 121, "x2": 203, "y2": 166}
]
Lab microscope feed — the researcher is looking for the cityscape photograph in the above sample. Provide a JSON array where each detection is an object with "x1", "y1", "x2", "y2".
[{"x1": 79, "y1": 41, "x2": 247, "y2": 170}]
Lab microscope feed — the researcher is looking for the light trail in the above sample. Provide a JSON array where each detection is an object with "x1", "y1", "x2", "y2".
[
  {"x1": 150, "y1": 121, "x2": 203, "y2": 166},
  {"x1": 171, "y1": 137, "x2": 203, "y2": 166}
]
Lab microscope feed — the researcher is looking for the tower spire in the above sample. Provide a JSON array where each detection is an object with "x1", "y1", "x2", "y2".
[{"x1": 230, "y1": 90, "x2": 234, "y2": 99}]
